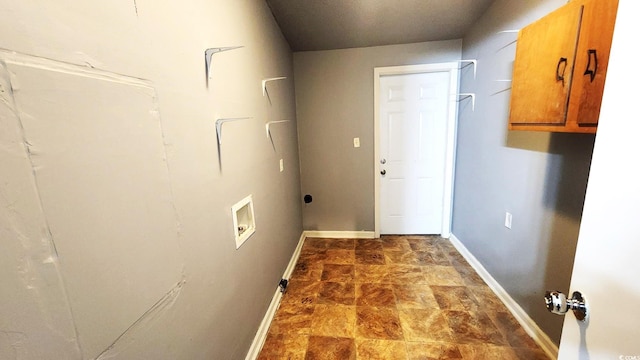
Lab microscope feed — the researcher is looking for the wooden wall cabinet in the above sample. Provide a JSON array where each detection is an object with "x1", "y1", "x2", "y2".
[{"x1": 508, "y1": 0, "x2": 619, "y2": 133}]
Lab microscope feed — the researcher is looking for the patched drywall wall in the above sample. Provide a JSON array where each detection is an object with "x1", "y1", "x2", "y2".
[
  {"x1": 3, "y1": 55, "x2": 185, "y2": 359},
  {"x1": 0, "y1": 1, "x2": 302, "y2": 359},
  {"x1": 453, "y1": 0, "x2": 595, "y2": 344},
  {"x1": 293, "y1": 40, "x2": 462, "y2": 231}
]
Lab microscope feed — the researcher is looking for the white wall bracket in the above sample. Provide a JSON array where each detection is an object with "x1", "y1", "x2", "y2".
[
  {"x1": 457, "y1": 93, "x2": 476, "y2": 112},
  {"x1": 265, "y1": 120, "x2": 290, "y2": 151},
  {"x1": 491, "y1": 80, "x2": 512, "y2": 96},
  {"x1": 496, "y1": 30, "x2": 520, "y2": 51},
  {"x1": 265, "y1": 120, "x2": 290, "y2": 139},
  {"x1": 204, "y1": 46, "x2": 243, "y2": 86},
  {"x1": 215, "y1": 117, "x2": 252, "y2": 145},
  {"x1": 262, "y1": 77, "x2": 287, "y2": 97},
  {"x1": 459, "y1": 59, "x2": 477, "y2": 79}
]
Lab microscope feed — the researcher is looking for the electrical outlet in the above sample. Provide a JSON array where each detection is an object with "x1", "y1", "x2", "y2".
[
  {"x1": 504, "y1": 212, "x2": 512, "y2": 229},
  {"x1": 353, "y1": 137, "x2": 360, "y2": 148},
  {"x1": 279, "y1": 158, "x2": 284, "y2": 172}
]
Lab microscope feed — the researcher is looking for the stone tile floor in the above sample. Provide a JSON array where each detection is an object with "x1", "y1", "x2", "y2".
[{"x1": 258, "y1": 235, "x2": 551, "y2": 359}]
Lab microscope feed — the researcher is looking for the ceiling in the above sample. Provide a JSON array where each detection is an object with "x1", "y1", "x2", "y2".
[{"x1": 265, "y1": 0, "x2": 496, "y2": 52}]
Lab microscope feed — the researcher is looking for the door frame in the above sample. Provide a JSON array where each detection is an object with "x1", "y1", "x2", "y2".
[{"x1": 373, "y1": 63, "x2": 459, "y2": 238}]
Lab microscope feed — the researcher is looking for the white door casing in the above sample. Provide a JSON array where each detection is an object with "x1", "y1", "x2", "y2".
[
  {"x1": 374, "y1": 63, "x2": 459, "y2": 237},
  {"x1": 558, "y1": 1, "x2": 640, "y2": 358}
]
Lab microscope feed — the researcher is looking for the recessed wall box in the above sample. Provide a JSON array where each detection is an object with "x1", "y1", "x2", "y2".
[{"x1": 232, "y1": 195, "x2": 256, "y2": 249}]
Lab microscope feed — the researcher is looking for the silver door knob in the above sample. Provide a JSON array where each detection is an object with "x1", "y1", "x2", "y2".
[
  {"x1": 380, "y1": 170, "x2": 386, "y2": 175},
  {"x1": 380, "y1": 158, "x2": 386, "y2": 164},
  {"x1": 544, "y1": 290, "x2": 587, "y2": 321}
]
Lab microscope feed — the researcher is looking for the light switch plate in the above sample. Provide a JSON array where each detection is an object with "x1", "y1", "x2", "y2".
[
  {"x1": 504, "y1": 212, "x2": 512, "y2": 229},
  {"x1": 353, "y1": 137, "x2": 360, "y2": 148},
  {"x1": 279, "y1": 158, "x2": 284, "y2": 172}
]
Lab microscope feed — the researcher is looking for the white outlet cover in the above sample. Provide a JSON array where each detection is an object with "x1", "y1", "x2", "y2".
[{"x1": 353, "y1": 137, "x2": 360, "y2": 148}]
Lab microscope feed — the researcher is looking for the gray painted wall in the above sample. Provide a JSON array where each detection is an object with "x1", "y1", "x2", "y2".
[
  {"x1": 0, "y1": 0, "x2": 301, "y2": 359},
  {"x1": 453, "y1": 0, "x2": 595, "y2": 344},
  {"x1": 294, "y1": 41, "x2": 462, "y2": 231}
]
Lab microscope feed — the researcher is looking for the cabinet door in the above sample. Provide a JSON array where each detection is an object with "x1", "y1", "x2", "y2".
[
  {"x1": 509, "y1": 2, "x2": 583, "y2": 126},
  {"x1": 569, "y1": 0, "x2": 619, "y2": 126}
]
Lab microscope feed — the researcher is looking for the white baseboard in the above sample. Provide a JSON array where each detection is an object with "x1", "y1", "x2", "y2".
[
  {"x1": 303, "y1": 230, "x2": 375, "y2": 239},
  {"x1": 449, "y1": 234, "x2": 559, "y2": 359},
  {"x1": 244, "y1": 232, "x2": 307, "y2": 360}
]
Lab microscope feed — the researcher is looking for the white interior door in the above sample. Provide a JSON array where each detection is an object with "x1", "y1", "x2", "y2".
[
  {"x1": 378, "y1": 71, "x2": 451, "y2": 235},
  {"x1": 557, "y1": 2, "x2": 640, "y2": 357}
]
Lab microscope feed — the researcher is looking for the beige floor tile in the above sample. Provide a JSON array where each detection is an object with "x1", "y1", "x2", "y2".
[
  {"x1": 325, "y1": 238, "x2": 355, "y2": 250},
  {"x1": 393, "y1": 284, "x2": 440, "y2": 309},
  {"x1": 310, "y1": 305, "x2": 356, "y2": 338},
  {"x1": 317, "y1": 281, "x2": 355, "y2": 306},
  {"x1": 468, "y1": 285, "x2": 506, "y2": 313},
  {"x1": 304, "y1": 237, "x2": 330, "y2": 250},
  {"x1": 430, "y1": 285, "x2": 480, "y2": 312},
  {"x1": 305, "y1": 336, "x2": 355, "y2": 360},
  {"x1": 356, "y1": 339, "x2": 408, "y2": 360},
  {"x1": 356, "y1": 306, "x2": 404, "y2": 340},
  {"x1": 291, "y1": 259, "x2": 324, "y2": 281},
  {"x1": 422, "y1": 265, "x2": 465, "y2": 286},
  {"x1": 355, "y1": 239, "x2": 384, "y2": 251},
  {"x1": 355, "y1": 250, "x2": 386, "y2": 265},
  {"x1": 406, "y1": 236, "x2": 441, "y2": 251},
  {"x1": 356, "y1": 283, "x2": 397, "y2": 307},
  {"x1": 269, "y1": 303, "x2": 315, "y2": 335},
  {"x1": 455, "y1": 265, "x2": 487, "y2": 287},
  {"x1": 281, "y1": 279, "x2": 322, "y2": 306},
  {"x1": 398, "y1": 308, "x2": 453, "y2": 342},
  {"x1": 414, "y1": 249, "x2": 452, "y2": 266},
  {"x1": 381, "y1": 236, "x2": 413, "y2": 251},
  {"x1": 355, "y1": 264, "x2": 389, "y2": 283},
  {"x1": 321, "y1": 264, "x2": 355, "y2": 282},
  {"x1": 384, "y1": 250, "x2": 420, "y2": 265},
  {"x1": 405, "y1": 341, "x2": 463, "y2": 360},
  {"x1": 457, "y1": 344, "x2": 519, "y2": 360},
  {"x1": 512, "y1": 347, "x2": 552, "y2": 360},
  {"x1": 385, "y1": 264, "x2": 427, "y2": 284},
  {"x1": 324, "y1": 249, "x2": 355, "y2": 264},
  {"x1": 488, "y1": 311, "x2": 541, "y2": 349},
  {"x1": 258, "y1": 333, "x2": 308, "y2": 360},
  {"x1": 446, "y1": 310, "x2": 508, "y2": 346}
]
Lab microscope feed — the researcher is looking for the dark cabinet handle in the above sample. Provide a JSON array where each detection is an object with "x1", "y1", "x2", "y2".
[
  {"x1": 380, "y1": 170, "x2": 386, "y2": 175},
  {"x1": 584, "y1": 49, "x2": 598, "y2": 82},
  {"x1": 556, "y1": 57, "x2": 568, "y2": 83}
]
